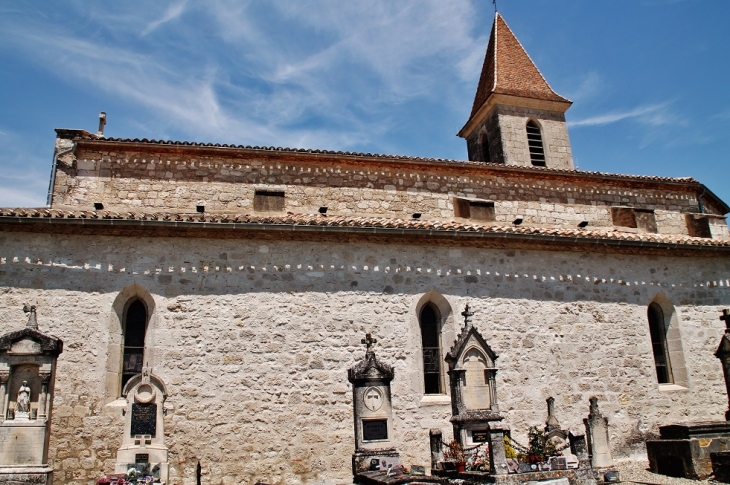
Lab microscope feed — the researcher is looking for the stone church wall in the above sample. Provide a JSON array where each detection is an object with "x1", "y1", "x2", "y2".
[
  {"x1": 49, "y1": 144, "x2": 720, "y2": 236},
  {"x1": 1, "y1": 230, "x2": 729, "y2": 485}
]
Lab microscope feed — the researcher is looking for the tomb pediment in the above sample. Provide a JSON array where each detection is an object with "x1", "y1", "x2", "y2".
[
  {"x1": 445, "y1": 323, "x2": 498, "y2": 369},
  {"x1": 0, "y1": 328, "x2": 63, "y2": 355},
  {"x1": 348, "y1": 352, "x2": 394, "y2": 383}
]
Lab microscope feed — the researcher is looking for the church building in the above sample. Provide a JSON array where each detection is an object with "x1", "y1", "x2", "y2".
[{"x1": 1, "y1": 12, "x2": 729, "y2": 485}]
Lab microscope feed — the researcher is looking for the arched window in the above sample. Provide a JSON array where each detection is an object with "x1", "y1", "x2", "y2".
[
  {"x1": 122, "y1": 299, "x2": 147, "y2": 390},
  {"x1": 648, "y1": 302, "x2": 673, "y2": 384},
  {"x1": 480, "y1": 133, "x2": 492, "y2": 163},
  {"x1": 526, "y1": 120, "x2": 546, "y2": 166},
  {"x1": 420, "y1": 303, "x2": 442, "y2": 394}
]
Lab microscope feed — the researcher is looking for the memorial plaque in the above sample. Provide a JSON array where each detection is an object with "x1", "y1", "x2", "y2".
[
  {"x1": 131, "y1": 403, "x2": 157, "y2": 437},
  {"x1": 472, "y1": 430, "x2": 488, "y2": 443},
  {"x1": 135, "y1": 454, "x2": 149, "y2": 463},
  {"x1": 362, "y1": 419, "x2": 387, "y2": 441}
]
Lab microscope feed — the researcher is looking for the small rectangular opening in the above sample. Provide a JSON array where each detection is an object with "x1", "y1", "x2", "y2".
[
  {"x1": 196, "y1": 205, "x2": 205, "y2": 213},
  {"x1": 635, "y1": 209, "x2": 657, "y2": 234},
  {"x1": 685, "y1": 214, "x2": 712, "y2": 238},
  {"x1": 454, "y1": 198, "x2": 495, "y2": 222},
  {"x1": 254, "y1": 191, "x2": 285, "y2": 212},
  {"x1": 611, "y1": 207, "x2": 637, "y2": 228}
]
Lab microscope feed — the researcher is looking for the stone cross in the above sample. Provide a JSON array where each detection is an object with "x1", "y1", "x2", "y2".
[
  {"x1": 461, "y1": 304, "x2": 474, "y2": 327},
  {"x1": 361, "y1": 333, "x2": 377, "y2": 353},
  {"x1": 721, "y1": 309, "x2": 730, "y2": 332},
  {"x1": 23, "y1": 305, "x2": 38, "y2": 330}
]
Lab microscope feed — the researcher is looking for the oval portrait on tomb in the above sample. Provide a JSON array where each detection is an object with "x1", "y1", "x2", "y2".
[
  {"x1": 363, "y1": 387, "x2": 383, "y2": 412},
  {"x1": 134, "y1": 383, "x2": 156, "y2": 404}
]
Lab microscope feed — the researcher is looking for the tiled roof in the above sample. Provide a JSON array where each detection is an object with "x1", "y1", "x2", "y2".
[
  {"x1": 468, "y1": 13, "x2": 571, "y2": 122},
  {"x1": 1, "y1": 208, "x2": 728, "y2": 249},
  {"x1": 68, "y1": 131, "x2": 702, "y2": 186}
]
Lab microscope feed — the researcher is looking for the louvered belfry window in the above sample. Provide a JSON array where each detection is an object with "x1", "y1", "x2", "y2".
[
  {"x1": 420, "y1": 303, "x2": 442, "y2": 394},
  {"x1": 526, "y1": 121, "x2": 546, "y2": 166}
]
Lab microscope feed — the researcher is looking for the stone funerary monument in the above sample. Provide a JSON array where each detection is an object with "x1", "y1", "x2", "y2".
[{"x1": 0, "y1": 11, "x2": 729, "y2": 485}]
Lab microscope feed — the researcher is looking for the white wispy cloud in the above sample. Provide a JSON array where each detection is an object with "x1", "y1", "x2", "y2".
[
  {"x1": 142, "y1": 0, "x2": 188, "y2": 36},
  {"x1": 0, "y1": 1, "x2": 484, "y2": 151},
  {"x1": 568, "y1": 102, "x2": 678, "y2": 128}
]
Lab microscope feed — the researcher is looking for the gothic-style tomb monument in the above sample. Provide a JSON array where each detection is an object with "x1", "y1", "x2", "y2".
[{"x1": 0, "y1": 10, "x2": 729, "y2": 485}]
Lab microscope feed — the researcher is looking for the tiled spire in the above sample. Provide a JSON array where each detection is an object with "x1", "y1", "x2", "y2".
[{"x1": 466, "y1": 13, "x2": 570, "y2": 124}]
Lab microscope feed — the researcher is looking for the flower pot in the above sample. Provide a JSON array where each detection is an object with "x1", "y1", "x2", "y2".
[{"x1": 455, "y1": 461, "x2": 466, "y2": 473}]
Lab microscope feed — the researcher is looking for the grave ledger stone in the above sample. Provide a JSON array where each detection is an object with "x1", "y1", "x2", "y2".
[
  {"x1": 348, "y1": 333, "x2": 399, "y2": 477},
  {"x1": 0, "y1": 306, "x2": 63, "y2": 485}
]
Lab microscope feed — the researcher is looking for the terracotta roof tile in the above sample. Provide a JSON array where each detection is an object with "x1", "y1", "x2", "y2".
[
  {"x1": 468, "y1": 13, "x2": 571, "y2": 121},
  {"x1": 1, "y1": 208, "x2": 728, "y2": 248}
]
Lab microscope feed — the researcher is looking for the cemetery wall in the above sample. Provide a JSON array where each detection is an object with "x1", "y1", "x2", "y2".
[
  {"x1": 48, "y1": 142, "x2": 726, "y2": 239},
  {"x1": 1, "y1": 230, "x2": 729, "y2": 485}
]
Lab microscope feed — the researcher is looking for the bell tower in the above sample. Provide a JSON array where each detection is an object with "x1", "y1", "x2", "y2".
[{"x1": 458, "y1": 13, "x2": 574, "y2": 170}]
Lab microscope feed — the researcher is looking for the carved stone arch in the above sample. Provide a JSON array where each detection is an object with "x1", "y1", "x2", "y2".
[
  {"x1": 411, "y1": 291, "x2": 456, "y2": 398},
  {"x1": 105, "y1": 284, "x2": 159, "y2": 402},
  {"x1": 477, "y1": 126, "x2": 492, "y2": 163},
  {"x1": 462, "y1": 345, "x2": 492, "y2": 368},
  {"x1": 647, "y1": 292, "x2": 688, "y2": 388},
  {"x1": 122, "y1": 371, "x2": 169, "y2": 399}
]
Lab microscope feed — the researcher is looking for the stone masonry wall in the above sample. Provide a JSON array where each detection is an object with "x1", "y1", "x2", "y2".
[
  {"x1": 48, "y1": 143, "x2": 724, "y2": 238},
  {"x1": 1, "y1": 231, "x2": 729, "y2": 485},
  {"x1": 495, "y1": 105, "x2": 574, "y2": 171}
]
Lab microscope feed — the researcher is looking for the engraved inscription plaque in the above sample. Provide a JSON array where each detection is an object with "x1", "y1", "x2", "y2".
[
  {"x1": 472, "y1": 430, "x2": 488, "y2": 443},
  {"x1": 131, "y1": 403, "x2": 157, "y2": 437},
  {"x1": 362, "y1": 419, "x2": 387, "y2": 441}
]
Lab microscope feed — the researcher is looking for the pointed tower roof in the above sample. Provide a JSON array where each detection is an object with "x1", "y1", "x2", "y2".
[{"x1": 460, "y1": 13, "x2": 571, "y2": 136}]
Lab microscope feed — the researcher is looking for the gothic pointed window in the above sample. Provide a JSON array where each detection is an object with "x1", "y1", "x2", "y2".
[
  {"x1": 122, "y1": 299, "x2": 147, "y2": 390},
  {"x1": 648, "y1": 302, "x2": 673, "y2": 384},
  {"x1": 480, "y1": 133, "x2": 492, "y2": 163},
  {"x1": 526, "y1": 120, "x2": 546, "y2": 166},
  {"x1": 420, "y1": 303, "x2": 442, "y2": 394}
]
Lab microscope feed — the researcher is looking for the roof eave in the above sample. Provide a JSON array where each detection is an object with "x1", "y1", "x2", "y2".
[{"x1": 458, "y1": 93, "x2": 572, "y2": 139}]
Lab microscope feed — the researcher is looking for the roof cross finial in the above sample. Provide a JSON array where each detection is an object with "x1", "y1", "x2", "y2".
[
  {"x1": 361, "y1": 333, "x2": 377, "y2": 353},
  {"x1": 461, "y1": 304, "x2": 474, "y2": 327},
  {"x1": 23, "y1": 304, "x2": 38, "y2": 329},
  {"x1": 493, "y1": 0, "x2": 498, "y2": 13},
  {"x1": 721, "y1": 309, "x2": 730, "y2": 332}
]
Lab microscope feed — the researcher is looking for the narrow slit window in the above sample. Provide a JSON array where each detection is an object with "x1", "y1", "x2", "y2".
[
  {"x1": 648, "y1": 303, "x2": 673, "y2": 384},
  {"x1": 526, "y1": 121, "x2": 546, "y2": 166},
  {"x1": 420, "y1": 303, "x2": 442, "y2": 394},
  {"x1": 122, "y1": 299, "x2": 147, "y2": 391}
]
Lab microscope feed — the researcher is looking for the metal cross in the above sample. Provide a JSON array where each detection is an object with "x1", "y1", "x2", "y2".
[
  {"x1": 721, "y1": 309, "x2": 730, "y2": 331},
  {"x1": 461, "y1": 304, "x2": 474, "y2": 326},
  {"x1": 361, "y1": 333, "x2": 377, "y2": 352}
]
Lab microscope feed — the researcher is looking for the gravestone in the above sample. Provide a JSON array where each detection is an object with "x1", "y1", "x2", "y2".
[
  {"x1": 0, "y1": 306, "x2": 63, "y2": 485},
  {"x1": 114, "y1": 366, "x2": 169, "y2": 482},
  {"x1": 348, "y1": 333, "x2": 399, "y2": 477},
  {"x1": 444, "y1": 305, "x2": 506, "y2": 474},
  {"x1": 584, "y1": 397, "x2": 613, "y2": 469}
]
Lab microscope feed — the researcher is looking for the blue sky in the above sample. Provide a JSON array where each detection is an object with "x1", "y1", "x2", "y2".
[{"x1": 1, "y1": 1, "x2": 728, "y2": 209}]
